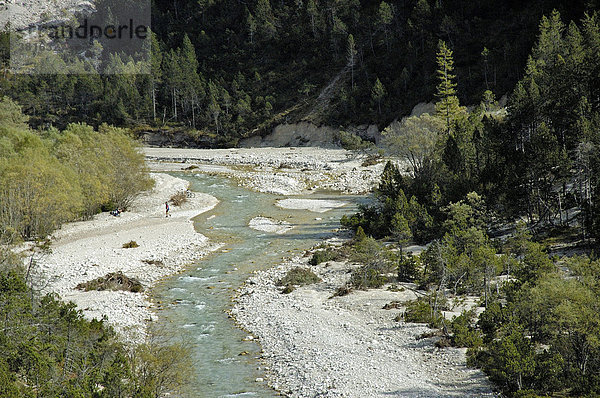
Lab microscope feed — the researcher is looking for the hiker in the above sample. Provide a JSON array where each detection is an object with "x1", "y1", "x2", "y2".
[{"x1": 165, "y1": 201, "x2": 170, "y2": 217}]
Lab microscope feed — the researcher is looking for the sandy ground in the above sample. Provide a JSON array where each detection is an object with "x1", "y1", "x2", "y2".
[
  {"x1": 232, "y1": 243, "x2": 497, "y2": 398},
  {"x1": 145, "y1": 147, "x2": 388, "y2": 195},
  {"x1": 28, "y1": 173, "x2": 219, "y2": 343}
]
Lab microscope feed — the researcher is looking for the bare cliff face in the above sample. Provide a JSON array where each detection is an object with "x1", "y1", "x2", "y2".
[{"x1": 0, "y1": 0, "x2": 95, "y2": 31}]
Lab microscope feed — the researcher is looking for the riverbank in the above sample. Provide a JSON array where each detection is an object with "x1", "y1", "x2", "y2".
[
  {"x1": 27, "y1": 173, "x2": 219, "y2": 343},
  {"x1": 145, "y1": 147, "x2": 387, "y2": 195},
  {"x1": 231, "y1": 243, "x2": 497, "y2": 397}
]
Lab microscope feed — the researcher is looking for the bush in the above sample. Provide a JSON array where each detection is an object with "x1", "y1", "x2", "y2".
[
  {"x1": 277, "y1": 267, "x2": 321, "y2": 287},
  {"x1": 170, "y1": 191, "x2": 188, "y2": 206},
  {"x1": 336, "y1": 130, "x2": 373, "y2": 151},
  {"x1": 350, "y1": 266, "x2": 388, "y2": 289},
  {"x1": 450, "y1": 309, "x2": 483, "y2": 348},
  {"x1": 361, "y1": 153, "x2": 382, "y2": 167},
  {"x1": 281, "y1": 284, "x2": 295, "y2": 294},
  {"x1": 330, "y1": 284, "x2": 352, "y2": 298},
  {"x1": 122, "y1": 240, "x2": 139, "y2": 248},
  {"x1": 404, "y1": 294, "x2": 448, "y2": 327},
  {"x1": 398, "y1": 252, "x2": 420, "y2": 282},
  {"x1": 76, "y1": 271, "x2": 144, "y2": 293},
  {"x1": 309, "y1": 248, "x2": 338, "y2": 265}
]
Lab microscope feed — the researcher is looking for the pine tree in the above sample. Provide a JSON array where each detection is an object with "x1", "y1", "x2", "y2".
[
  {"x1": 346, "y1": 34, "x2": 357, "y2": 90},
  {"x1": 378, "y1": 1, "x2": 393, "y2": 50},
  {"x1": 247, "y1": 12, "x2": 257, "y2": 44},
  {"x1": 371, "y1": 77, "x2": 385, "y2": 115},
  {"x1": 150, "y1": 32, "x2": 163, "y2": 122},
  {"x1": 435, "y1": 40, "x2": 461, "y2": 135},
  {"x1": 180, "y1": 34, "x2": 203, "y2": 128},
  {"x1": 306, "y1": 0, "x2": 320, "y2": 39}
]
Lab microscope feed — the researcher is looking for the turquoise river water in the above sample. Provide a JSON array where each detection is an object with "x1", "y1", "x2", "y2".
[{"x1": 153, "y1": 172, "x2": 363, "y2": 397}]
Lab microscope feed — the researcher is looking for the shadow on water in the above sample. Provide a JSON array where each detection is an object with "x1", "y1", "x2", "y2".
[{"x1": 153, "y1": 172, "x2": 365, "y2": 397}]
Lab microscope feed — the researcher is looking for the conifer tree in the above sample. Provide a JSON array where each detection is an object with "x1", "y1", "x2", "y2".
[
  {"x1": 371, "y1": 77, "x2": 385, "y2": 115},
  {"x1": 346, "y1": 34, "x2": 357, "y2": 90},
  {"x1": 435, "y1": 40, "x2": 461, "y2": 135}
]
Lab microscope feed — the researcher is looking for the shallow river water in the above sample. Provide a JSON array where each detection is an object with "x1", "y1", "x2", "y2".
[{"x1": 153, "y1": 172, "x2": 363, "y2": 397}]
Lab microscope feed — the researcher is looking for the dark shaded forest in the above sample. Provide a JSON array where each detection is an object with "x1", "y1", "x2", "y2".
[{"x1": 0, "y1": 0, "x2": 598, "y2": 139}]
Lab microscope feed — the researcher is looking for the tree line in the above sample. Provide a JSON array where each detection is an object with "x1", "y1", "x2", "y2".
[
  {"x1": 0, "y1": 97, "x2": 152, "y2": 243},
  {"x1": 1, "y1": 0, "x2": 598, "y2": 140}
]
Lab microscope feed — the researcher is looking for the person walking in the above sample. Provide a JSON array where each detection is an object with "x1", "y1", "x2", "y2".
[{"x1": 165, "y1": 201, "x2": 170, "y2": 217}]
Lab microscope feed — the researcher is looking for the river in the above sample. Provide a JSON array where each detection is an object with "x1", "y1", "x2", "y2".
[{"x1": 153, "y1": 172, "x2": 362, "y2": 397}]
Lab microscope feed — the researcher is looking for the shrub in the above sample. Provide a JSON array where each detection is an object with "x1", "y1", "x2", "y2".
[
  {"x1": 330, "y1": 284, "x2": 352, "y2": 298},
  {"x1": 281, "y1": 284, "x2": 295, "y2": 294},
  {"x1": 398, "y1": 253, "x2": 420, "y2": 282},
  {"x1": 404, "y1": 294, "x2": 448, "y2": 327},
  {"x1": 336, "y1": 131, "x2": 374, "y2": 151},
  {"x1": 170, "y1": 191, "x2": 188, "y2": 206},
  {"x1": 142, "y1": 259, "x2": 164, "y2": 266},
  {"x1": 76, "y1": 272, "x2": 144, "y2": 293},
  {"x1": 361, "y1": 153, "x2": 382, "y2": 167},
  {"x1": 309, "y1": 249, "x2": 338, "y2": 265},
  {"x1": 350, "y1": 266, "x2": 388, "y2": 289},
  {"x1": 450, "y1": 309, "x2": 483, "y2": 348},
  {"x1": 123, "y1": 240, "x2": 139, "y2": 248},
  {"x1": 277, "y1": 267, "x2": 321, "y2": 287}
]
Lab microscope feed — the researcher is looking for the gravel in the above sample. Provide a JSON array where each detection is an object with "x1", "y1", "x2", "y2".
[
  {"x1": 145, "y1": 147, "x2": 389, "y2": 195},
  {"x1": 231, "y1": 247, "x2": 498, "y2": 398}
]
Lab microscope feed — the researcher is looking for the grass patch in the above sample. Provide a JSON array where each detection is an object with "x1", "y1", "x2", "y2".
[
  {"x1": 122, "y1": 240, "x2": 139, "y2": 248},
  {"x1": 76, "y1": 272, "x2": 143, "y2": 293},
  {"x1": 277, "y1": 267, "x2": 321, "y2": 287}
]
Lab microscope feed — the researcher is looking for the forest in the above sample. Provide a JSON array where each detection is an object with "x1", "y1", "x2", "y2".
[
  {"x1": 0, "y1": 0, "x2": 599, "y2": 140},
  {"x1": 337, "y1": 8, "x2": 600, "y2": 397}
]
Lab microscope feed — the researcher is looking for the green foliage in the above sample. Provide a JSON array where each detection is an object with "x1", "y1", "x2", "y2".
[
  {"x1": 419, "y1": 193, "x2": 501, "y2": 296},
  {"x1": 397, "y1": 252, "x2": 420, "y2": 282},
  {"x1": 350, "y1": 265, "x2": 388, "y2": 289},
  {"x1": 382, "y1": 113, "x2": 443, "y2": 177},
  {"x1": 277, "y1": 267, "x2": 322, "y2": 287},
  {"x1": 450, "y1": 310, "x2": 483, "y2": 349},
  {"x1": 335, "y1": 130, "x2": 373, "y2": 151},
  {"x1": 435, "y1": 40, "x2": 464, "y2": 134},
  {"x1": 0, "y1": 248, "x2": 192, "y2": 397},
  {"x1": 309, "y1": 248, "x2": 339, "y2": 265},
  {"x1": 0, "y1": 99, "x2": 152, "y2": 241},
  {"x1": 404, "y1": 294, "x2": 447, "y2": 327},
  {"x1": 342, "y1": 162, "x2": 434, "y2": 243}
]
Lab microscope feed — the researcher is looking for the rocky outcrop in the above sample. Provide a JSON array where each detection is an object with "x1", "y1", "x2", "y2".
[{"x1": 1, "y1": 0, "x2": 95, "y2": 31}]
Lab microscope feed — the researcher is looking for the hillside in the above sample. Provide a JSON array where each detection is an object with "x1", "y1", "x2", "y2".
[{"x1": 0, "y1": 0, "x2": 598, "y2": 139}]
